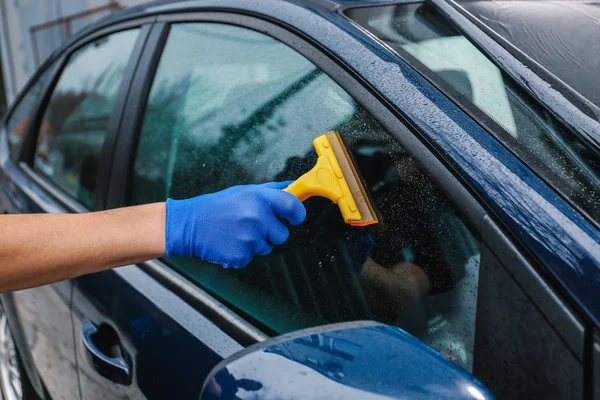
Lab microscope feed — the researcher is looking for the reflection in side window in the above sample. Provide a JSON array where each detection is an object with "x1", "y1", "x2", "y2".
[
  {"x1": 345, "y1": 3, "x2": 600, "y2": 224},
  {"x1": 131, "y1": 23, "x2": 481, "y2": 370},
  {"x1": 5, "y1": 66, "x2": 55, "y2": 162},
  {"x1": 33, "y1": 29, "x2": 139, "y2": 208}
]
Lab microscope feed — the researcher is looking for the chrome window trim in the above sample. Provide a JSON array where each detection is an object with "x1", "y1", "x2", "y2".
[{"x1": 140, "y1": 259, "x2": 269, "y2": 344}]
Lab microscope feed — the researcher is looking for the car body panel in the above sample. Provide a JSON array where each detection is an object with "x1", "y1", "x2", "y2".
[
  {"x1": 71, "y1": 265, "x2": 243, "y2": 399},
  {"x1": 202, "y1": 323, "x2": 494, "y2": 399},
  {"x1": 13, "y1": 283, "x2": 77, "y2": 399}
]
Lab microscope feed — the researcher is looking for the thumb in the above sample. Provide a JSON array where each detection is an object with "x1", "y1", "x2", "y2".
[{"x1": 264, "y1": 188, "x2": 306, "y2": 226}]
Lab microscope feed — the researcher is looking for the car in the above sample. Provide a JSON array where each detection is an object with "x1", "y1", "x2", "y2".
[{"x1": 0, "y1": 0, "x2": 598, "y2": 399}]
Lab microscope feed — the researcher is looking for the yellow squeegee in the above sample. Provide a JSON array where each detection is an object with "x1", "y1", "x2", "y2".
[{"x1": 284, "y1": 131, "x2": 378, "y2": 226}]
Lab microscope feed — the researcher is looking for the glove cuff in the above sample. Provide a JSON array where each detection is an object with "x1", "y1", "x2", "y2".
[{"x1": 165, "y1": 198, "x2": 188, "y2": 257}]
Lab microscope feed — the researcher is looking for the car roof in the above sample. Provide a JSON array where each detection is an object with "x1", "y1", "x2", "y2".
[
  {"x1": 52, "y1": 0, "x2": 401, "y2": 74},
  {"x1": 78, "y1": 0, "x2": 401, "y2": 37}
]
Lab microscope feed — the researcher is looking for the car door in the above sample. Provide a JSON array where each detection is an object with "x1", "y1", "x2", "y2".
[
  {"x1": 0, "y1": 20, "x2": 151, "y2": 400},
  {"x1": 75, "y1": 9, "x2": 587, "y2": 400}
]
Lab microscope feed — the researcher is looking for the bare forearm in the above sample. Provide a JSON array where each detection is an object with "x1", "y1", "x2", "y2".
[
  {"x1": 0, "y1": 203, "x2": 166, "y2": 292},
  {"x1": 360, "y1": 258, "x2": 431, "y2": 313}
]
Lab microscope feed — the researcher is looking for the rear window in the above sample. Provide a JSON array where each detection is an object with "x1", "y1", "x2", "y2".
[
  {"x1": 5, "y1": 66, "x2": 55, "y2": 162},
  {"x1": 345, "y1": 3, "x2": 600, "y2": 225}
]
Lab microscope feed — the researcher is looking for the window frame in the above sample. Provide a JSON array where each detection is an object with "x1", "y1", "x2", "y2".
[
  {"x1": 105, "y1": 11, "x2": 584, "y2": 369},
  {"x1": 14, "y1": 18, "x2": 155, "y2": 213}
]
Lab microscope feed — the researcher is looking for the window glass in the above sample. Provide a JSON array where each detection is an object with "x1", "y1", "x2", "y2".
[
  {"x1": 345, "y1": 3, "x2": 600, "y2": 224},
  {"x1": 5, "y1": 66, "x2": 55, "y2": 162},
  {"x1": 34, "y1": 29, "x2": 139, "y2": 208},
  {"x1": 131, "y1": 24, "x2": 481, "y2": 370}
]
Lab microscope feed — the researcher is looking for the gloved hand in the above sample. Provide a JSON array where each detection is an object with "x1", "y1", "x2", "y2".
[{"x1": 165, "y1": 182, "x2": 306, "y2": 269}]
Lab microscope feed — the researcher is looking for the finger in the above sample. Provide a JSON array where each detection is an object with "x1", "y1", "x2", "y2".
[
  {"x1": 266, "y1": 217, "x2": 290, "y2": 245},
  {"x1": 231, "y1": 255, "x2": 253, "y2": 270},
  {"x1": 265, "y1": 189, "x2": 306, "y2": 226},
  {"x1": 256, "y1": 242, "x2": 274, "y2": 257},
  {"x1": 261, "y1": 181, "x2": 293, "y2": 190}
]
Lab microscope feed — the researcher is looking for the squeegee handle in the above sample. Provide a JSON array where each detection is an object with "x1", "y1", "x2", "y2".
[
  {"x1": 283, "y1": 134, "x2": 362, "y2": 223},
  {"x1": 283, "y1": 180, "x2": 311, "y2": 202},
  {"x1": 283, "y1": 156, "x2": 342, "y2": 202}
]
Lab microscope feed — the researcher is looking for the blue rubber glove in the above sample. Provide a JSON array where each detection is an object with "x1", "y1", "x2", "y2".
[{"x1": 165, "y1": 182, "x2": 306, "y2": 269}]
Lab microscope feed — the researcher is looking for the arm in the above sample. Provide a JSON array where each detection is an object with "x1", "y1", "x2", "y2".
[
  {"x1": 359, "y1": 258, "x2": 431, "y2": 317},
  {"x1": 0, "y1": 182, "x2": 305, "y2": 293},
  {"x1": 0, "y1": 204, "x2": 166, "y2": 292}
]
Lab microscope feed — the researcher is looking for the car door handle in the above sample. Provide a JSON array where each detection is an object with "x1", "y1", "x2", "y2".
[{"x1": 81, "y1": 320, "x2": 132, "y2": 385}]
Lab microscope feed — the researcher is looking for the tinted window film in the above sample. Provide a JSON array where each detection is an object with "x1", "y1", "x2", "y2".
[
  {"x1": 5, "y1": 66, "x2": 55, "y2": 162},
  {"x1": 131, "y1": 23, "x2": 481, "y2": 370},
  {"x1": 33, "y1": 29, "x2": 139, "y2": 208},
  {"x1": 346, "y1": 3, "x2": 600, "y2": 224}
]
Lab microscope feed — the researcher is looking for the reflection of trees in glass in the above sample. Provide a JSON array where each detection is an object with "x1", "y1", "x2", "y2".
[
  {"x1": 135, "y1": 68, "x2": 325, "y2": 200},
  {"x1": 40, "y1": 65, "x2": 127, "y2": 184},
  {"x1": 185, "y1": 68, "x2": 323, "y2": 195},
  {"x1": 34, "y1": 64, "x2": 129, "y2": 209},
  {"x1": 133, "y1": 73, "x2": 193, "y2": 202},
  {"x1": 45, "y1": 64, "x2": 126, "y2": 136},
  {"x1": 216, "y1": 69, "x2": 322, "y2": 165}
]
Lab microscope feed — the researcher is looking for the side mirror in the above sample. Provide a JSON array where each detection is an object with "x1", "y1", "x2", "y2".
[{"x1": 201, "y1": 322, "x2": 493, "y2": 399}]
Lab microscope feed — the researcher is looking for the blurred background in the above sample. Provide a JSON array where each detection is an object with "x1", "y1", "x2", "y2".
[{"x1": 0, "y1": 0, "x2": 147, "y2": 118}]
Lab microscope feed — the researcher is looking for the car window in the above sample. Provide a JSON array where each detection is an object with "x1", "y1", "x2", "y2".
[
  {"x1": 5, "y1": 65, "x2": 56, "y2": 162},
  {"x1": 345, "y1": 3, "x2": 600, "y2": 224},
  {"x1": 33, "y1": 29, "x2": 139, "y2": 208},
  {"x1": 131, "y1": 23, "x2": 481, "y2": 370}
]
